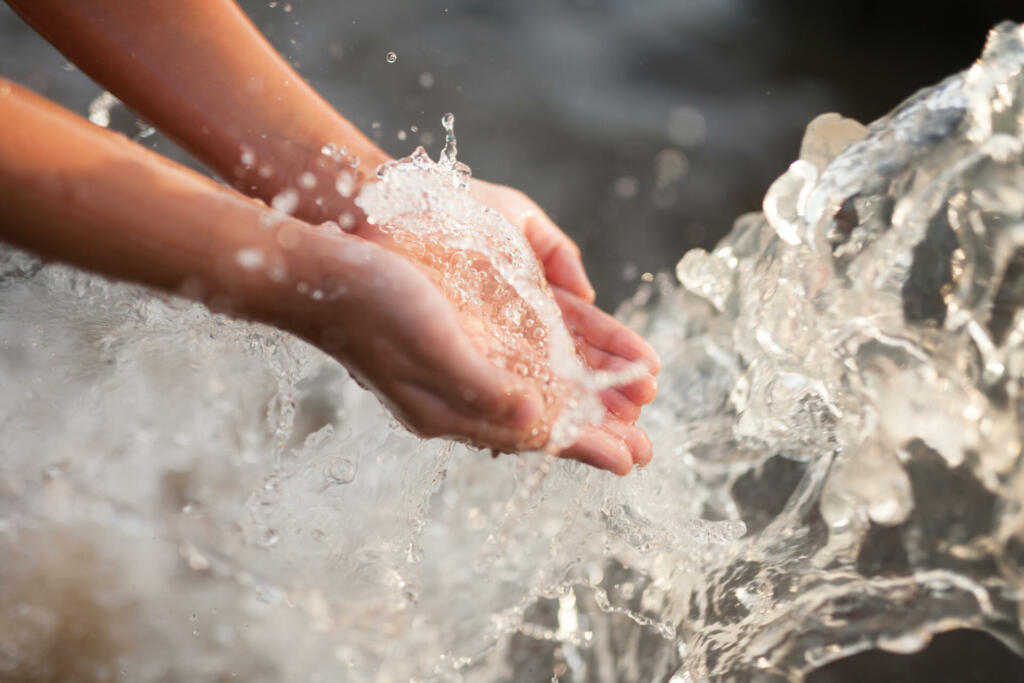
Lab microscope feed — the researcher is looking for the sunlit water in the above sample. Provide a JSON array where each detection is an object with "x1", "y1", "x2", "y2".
[{"x1": 5, "y1": 22, "x2": 1024, "y2": 683}]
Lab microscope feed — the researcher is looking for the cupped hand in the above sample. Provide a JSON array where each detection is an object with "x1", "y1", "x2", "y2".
[
  {"x1": 291, "y1": 234, "x2": 546, "y2": 452},
  {"x1": 469, "y1": 180, "x2": 597, "y2": 303},
  {"x1": 469, "y1": 180, "x2": 661, "y2": 450}
]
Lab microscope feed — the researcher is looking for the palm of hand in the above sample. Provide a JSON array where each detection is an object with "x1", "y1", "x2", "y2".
[{"x1": 337, "y1": 181, "x2": 658, "y2": 474}]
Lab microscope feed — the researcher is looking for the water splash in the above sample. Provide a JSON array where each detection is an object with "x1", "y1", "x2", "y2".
[
  {"x1": 356, "y1": 113, "x2": 641, "y2": 451},
  {"x1": 4, "y1": 21, "x2": 1024, "y2": 683}
]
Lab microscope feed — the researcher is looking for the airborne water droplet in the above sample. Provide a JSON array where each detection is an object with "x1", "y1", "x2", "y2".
[{"x1": 385, "y1": 51, "x2": 397, "y2": 64}]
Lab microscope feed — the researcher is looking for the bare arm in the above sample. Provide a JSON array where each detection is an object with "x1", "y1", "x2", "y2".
[
  {"x1": 5, "y1": 0, "x2": 604, "y2": 303},
  {"x1": 5, "y1": 0, "x2": 386, "y2": 226},
  {"x1": 1, "y1": 1, "x2": 659, "y2": 469},
  {"x1": 0, "y1": 79, "x2": 567, "y2": 462}
]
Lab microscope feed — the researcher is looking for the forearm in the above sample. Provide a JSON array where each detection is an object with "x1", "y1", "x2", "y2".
[
  {"x1": 5, "y1": 0, "x2": 389, "y2": 225},
  {"x1": 0, "y1": 78, "x2": 363, "y2": 331}
]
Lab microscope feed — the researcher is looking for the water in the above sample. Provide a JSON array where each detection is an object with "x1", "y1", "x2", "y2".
[
  {"x1": 356, "y1": 115, "x2": 641, "y2": 451},
  {"x1": 5, "y1": 19, "x2": 1024, "y2": 683}
]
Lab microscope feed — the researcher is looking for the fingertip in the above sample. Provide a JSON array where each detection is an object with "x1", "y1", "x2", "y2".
[
  {"x1": 648, "y1": 348, "x2": 662, "y2": 375},
  {"x1": 560, "y1": 427, "x2": 632, "y2": 476},
  {"x1": 604, "y1": 421, "x2": 653, "y2": 468},
  {"x1": 621, "y1": 375, "x2": 657, "y2": 406},
  {"x1": 633, "y1": 430, "x2": 653, "y2": 467},
  {"x1": 578, "y1": 270, "x2": 596, "y2": 304}
]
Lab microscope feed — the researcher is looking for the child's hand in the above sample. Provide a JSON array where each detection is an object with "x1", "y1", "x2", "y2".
[
  {"x1": 470, "y1": 180, "x2": 596, "y2": 302},
  {"x1": 286, "y1": 232, "x2": 651, "y2": 474},
  {"x1": 470, "y1": 180, "x2": 661, "y2": 423},
  {"x1": 292, "y1": 235, "x2": 546, "y2": 452}
]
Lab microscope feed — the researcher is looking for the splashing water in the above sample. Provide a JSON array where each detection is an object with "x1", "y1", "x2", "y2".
[
  {"x1": 6, "y1": 21, "x2": 1024, "y2": 683},
  {"x1": 356, "y1": 114, "x2": 641, "y2": 451}
]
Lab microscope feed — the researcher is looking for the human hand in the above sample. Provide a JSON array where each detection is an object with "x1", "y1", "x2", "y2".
[
  {"x1": 469, "y1": 180, "x2": 661, "y2": 426},
  {"x1": 284, "y1": 228, "x2": 654, "y2": 475},
  {"x1": 283, "y1": 232, "x2": 551, "y2": 453},
  {"x1": 469, "y1": 180, "x2": 597, "y2": 302}
]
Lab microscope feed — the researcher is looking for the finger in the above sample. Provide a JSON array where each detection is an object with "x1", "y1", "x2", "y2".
[
  {"x1": 599, "y1": 388, "x2": 642, "y2": 422},
  {"x1": 520, "y1": 211, "x2": 596, "y2": 303},
  {"x1": 391, "y1": 380, "x2": 544, "y2": 451},
  {"x1": 558, "y1": 424, "x2": 633, "y2": 476},
  {"x1": 406, "y1": 314, "x2": 546, "y2": 432},
  {"x1": 602, "y1": 418, "x2": 653, "y2": 467},
  {"x1": 425, "y1": 349, "x2": 545, "y2": 433},
  {"x1": 554, "y1": 288, "x2": 661, "y2": 373},
  {"x1": 578, "y1": 343, "x2": 658, "y2": 406}
]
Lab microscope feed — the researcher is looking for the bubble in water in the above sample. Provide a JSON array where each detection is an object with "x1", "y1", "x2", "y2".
[
  {"x1": 327, "y1": 457, "x2": 357, "y2": 486},
  {"x1": 385, "y1": 51, "x2": 397, "y2": 64}
]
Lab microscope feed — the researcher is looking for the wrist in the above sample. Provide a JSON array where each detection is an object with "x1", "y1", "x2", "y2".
[{"x1": 219, "y1": 217, "x2": 376, "y2": 342}]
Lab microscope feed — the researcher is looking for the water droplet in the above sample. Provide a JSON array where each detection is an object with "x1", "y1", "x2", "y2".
[
  {"x1": 236, "y1": 248, "x2": 265, "y2": 270},
  {"x1": 298, "y1": 172, "x2": 317, "y2": 190},
  {"x1": 87, "y1": 91, "x2": 120, "y2": 128},
  {"x1": 335, "y1": 171, "x2": 355, "y2": 198},
  {"x1": 397, "y1": 130, "x2": 408, "y2": 141},
  {"x1": 418, "y1": 72, "x2": 435, "y2": 89},
  {"x1": 190, "y1": 613, "x2": 198, "y2": 622},
  {"x1": 385, "y1": 51, "x2": 397, "y2": 64},
  {"x1": 240, "y1": 146, "x2": 255, "y2": 167},
  {"x1": 271, "y1": 188, "x2": 299, "y2": 215}
]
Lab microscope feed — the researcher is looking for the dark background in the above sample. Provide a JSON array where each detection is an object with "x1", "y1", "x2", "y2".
[
  {"x1": 4, "y1": 3, "x2": 1024, "y2": 679},
  {"x1": 4, "y1": 1, "x2": 1024, "y2": 308}
]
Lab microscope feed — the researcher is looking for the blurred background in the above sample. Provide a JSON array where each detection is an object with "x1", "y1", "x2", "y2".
[{"x1": 4, "y1": 0, "x2": 1024, "y2": 309}]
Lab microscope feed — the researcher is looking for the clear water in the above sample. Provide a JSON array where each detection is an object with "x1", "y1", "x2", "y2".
[
  {"x1": 356, "y1": 116, "x2": 641, "y2": 451},
  {"x1": 5, "y1": 21, "x2": 1024, "y2": 683}
]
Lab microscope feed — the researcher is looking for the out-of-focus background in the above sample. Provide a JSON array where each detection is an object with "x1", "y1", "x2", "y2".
[{"x1": 3, "y1": 1, "x2": 1024, "y2": 308}]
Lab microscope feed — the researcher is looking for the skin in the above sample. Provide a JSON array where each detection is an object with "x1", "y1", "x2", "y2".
[{"x1": 0, "y1": 0, "x2": 660, "y2": 474}]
